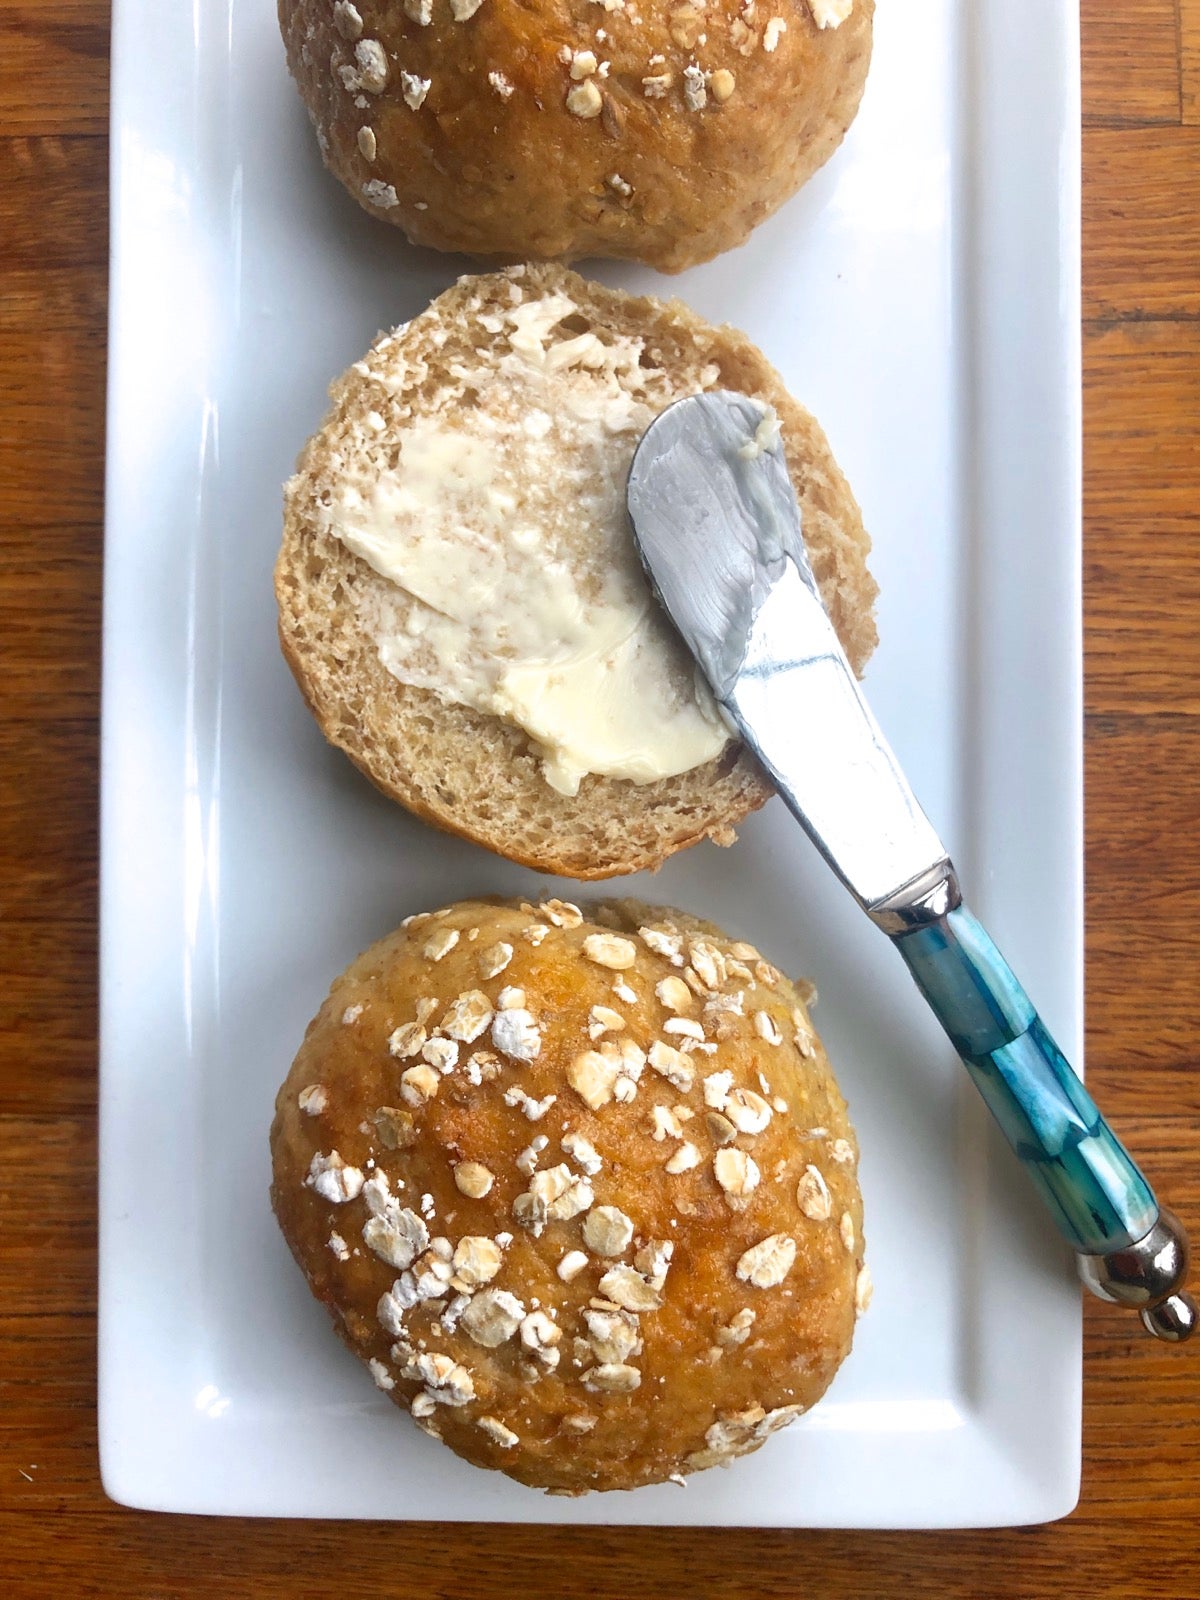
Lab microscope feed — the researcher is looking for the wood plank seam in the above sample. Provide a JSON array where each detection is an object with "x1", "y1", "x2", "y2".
[{"x1": 1184, "y1": 0, "x2": 1200, "y2": 123}]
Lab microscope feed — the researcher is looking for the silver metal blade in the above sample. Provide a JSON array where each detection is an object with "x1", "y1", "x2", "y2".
[{"x1": 627, "y1": 390, "x2": 949, "y2": 912}]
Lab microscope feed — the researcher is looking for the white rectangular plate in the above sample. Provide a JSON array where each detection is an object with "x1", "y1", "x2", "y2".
[{"x1": 100, "y1": 0, "x2": 1083, "y2": 1526}]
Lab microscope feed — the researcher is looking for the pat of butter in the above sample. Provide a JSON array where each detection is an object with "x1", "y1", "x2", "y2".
[{"x1": 326, "y1": 293, "x2": 729, "y2": 796}]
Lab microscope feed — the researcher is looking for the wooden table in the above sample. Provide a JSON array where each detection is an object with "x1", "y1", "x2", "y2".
[{"x1": 2, "y1": 3, "x2": 1197, "y2": 1593}]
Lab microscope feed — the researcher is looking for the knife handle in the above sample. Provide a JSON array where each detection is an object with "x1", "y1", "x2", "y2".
[{"x1": 893, "y1": 902, "x2": 1194, "y2": 1341}]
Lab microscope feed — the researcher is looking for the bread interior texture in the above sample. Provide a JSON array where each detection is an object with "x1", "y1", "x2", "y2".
[{"x1": 277, "y1": 266, "x2": 877, "y2": 878}]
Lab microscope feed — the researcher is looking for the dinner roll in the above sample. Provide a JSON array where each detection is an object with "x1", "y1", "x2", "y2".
[
  {"x1": 276, "y1": 264, "x2": 877, "y2": 878},
  {"x1": 279, "y1": 0, "x2": 874, "y2": 272},
  {"x1": 270, "y1": 896, "x2": 868, "y2": 1494}
]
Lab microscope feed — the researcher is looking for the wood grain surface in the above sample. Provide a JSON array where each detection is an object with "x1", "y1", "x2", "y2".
[{"x1": 1, "y1": 3, "x2": 1197, "y2": 1595}]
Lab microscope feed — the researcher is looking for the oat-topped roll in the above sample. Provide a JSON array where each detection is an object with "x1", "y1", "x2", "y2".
[
  {"x1": 278, "y1": 0, "x2": 874, "y2": 272},
  {"x1": 270, "y1": 896, "x2": 868, "y2": 1493}
]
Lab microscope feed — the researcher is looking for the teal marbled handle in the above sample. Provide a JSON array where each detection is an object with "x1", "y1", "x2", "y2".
[{"x1": 894, "y1": 905, "x2": 1158, "y2": 1256}]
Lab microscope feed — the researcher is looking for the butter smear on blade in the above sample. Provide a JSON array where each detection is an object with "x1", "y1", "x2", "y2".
[{"x1": 325, "y1": 291, "x2": 728, "y2": 796}]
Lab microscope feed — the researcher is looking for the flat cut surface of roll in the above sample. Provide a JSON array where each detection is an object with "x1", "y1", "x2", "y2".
[{"x1": 276, "y1": 264, "x2": 878, "y2": 878}]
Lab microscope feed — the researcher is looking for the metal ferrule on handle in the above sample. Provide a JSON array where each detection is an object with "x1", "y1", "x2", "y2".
[{"x1": 875, "y1": 873, "x2": 1194, "y2": 1340}]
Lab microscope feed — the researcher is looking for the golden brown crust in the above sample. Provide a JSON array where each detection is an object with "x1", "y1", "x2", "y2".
[
  {"x1": 278, "y1": 0, "x2": 874, "y2": 272},
  {"x1": 270, "y1": 896, "x2": 866, "y2": 1493},
  {"x1": 275, "y1": 264, "x2": 878, "y2": 879}
]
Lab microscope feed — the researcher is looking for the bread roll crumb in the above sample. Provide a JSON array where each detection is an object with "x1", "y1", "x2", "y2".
[{"x1": 277, "y1": 265, "x2": 878, "y2": 879}]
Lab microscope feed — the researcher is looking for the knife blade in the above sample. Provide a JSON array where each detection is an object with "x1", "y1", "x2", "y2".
[
  {"x1": 627, "y1": 388, "x2": 947, "y2": 916},
  {"x1": 627, "y1": 389, "x2": 1194, "y2": 1341}
]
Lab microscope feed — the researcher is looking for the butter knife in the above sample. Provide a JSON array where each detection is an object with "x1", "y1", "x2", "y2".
[{"x1": 627, "y1": 390, "x2": 1194, "y2": 1341}]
